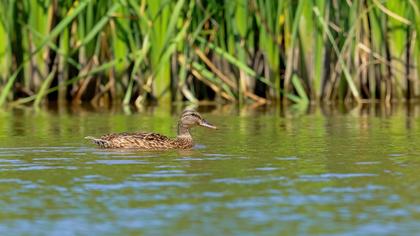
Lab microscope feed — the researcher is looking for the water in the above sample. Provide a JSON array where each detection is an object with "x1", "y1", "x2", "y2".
[{"x1": 1, "y1": 106, "x2": 420, "y2": 235}]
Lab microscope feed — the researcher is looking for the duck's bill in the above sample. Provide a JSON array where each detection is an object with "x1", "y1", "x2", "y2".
[{"x1": 200, "y1": 120, "x2": 217, "y2": 129}]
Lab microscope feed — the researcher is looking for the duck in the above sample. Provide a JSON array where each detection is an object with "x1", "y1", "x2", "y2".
[{"x1": 85, "y1": 109, "x2": 217, "y2": 149}]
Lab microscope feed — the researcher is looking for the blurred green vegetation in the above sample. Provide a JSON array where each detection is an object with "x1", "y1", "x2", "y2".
[{"x1": 0, "y1": 0, "x2": 418, "y2": 108}]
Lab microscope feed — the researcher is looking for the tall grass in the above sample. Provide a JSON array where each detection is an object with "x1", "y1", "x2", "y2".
[{"x1": 0, "y1": 0, "x2": 418, "y2": 108}]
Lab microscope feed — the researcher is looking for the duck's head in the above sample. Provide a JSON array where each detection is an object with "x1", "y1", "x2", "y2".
[{"x1": 177, "y1": 109, "x2": 217, "y2": 136}]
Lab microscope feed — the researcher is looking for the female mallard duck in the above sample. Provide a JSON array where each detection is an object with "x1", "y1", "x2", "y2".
[{"x1": 85, "y1": 109, "x2": 217, "y2": 149}]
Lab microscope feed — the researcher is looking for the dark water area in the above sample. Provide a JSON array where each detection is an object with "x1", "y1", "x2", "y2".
[{"x1": 1, "y1": 104, "x2": 420, "y2": 235}]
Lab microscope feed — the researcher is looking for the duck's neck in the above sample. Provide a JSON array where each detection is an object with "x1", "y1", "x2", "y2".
[{"x1": 177, "y1": 123, "x2": 192, "y2": 140}]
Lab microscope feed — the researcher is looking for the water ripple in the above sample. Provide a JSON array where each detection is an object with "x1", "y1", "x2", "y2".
[
  {"x1": 300, "y1": 173, "x2": 377, "y2": 181},
  {"x1": 87, "y1": 159, "x2": 148, "y2": 165},
  {"x1": 212, "y1": 176, "x2": 287, "y2": 185},
  {"x1": 0, "y1": 159, "x2": 22, "y2": 163},
  {"x1": 275, "y1": 156, "x2": 299, "y2": 161},
  {"x1": 83, "y1": 181, "x2": 189, "y2": 190},
  {"x1": 355, "y1": 161, "x2": 382, "y2": 165},
  {"x1": 133, "y1": 172, "x2": 210, "y2": 178},
  {"x1": 255, "y1": 167, "x2": 279, "y2": 171},
  {"x1": 321, "y1": 185, "x2": 385, "y2": 193}
]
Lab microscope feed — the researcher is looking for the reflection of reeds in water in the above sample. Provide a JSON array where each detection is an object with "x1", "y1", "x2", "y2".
[{"x1": 0, "y1": 0, "x2": 418, "y2": 108}]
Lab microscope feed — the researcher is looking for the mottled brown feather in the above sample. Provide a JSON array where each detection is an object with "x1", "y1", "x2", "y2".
[{"x1": 89, "y1": 132, "x2": 190, "y2": 149}]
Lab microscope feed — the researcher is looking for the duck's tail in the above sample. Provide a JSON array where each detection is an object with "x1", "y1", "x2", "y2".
[
  {"x1": 85, "y1": 136, "x2": 110, "y2": 148},
  {"x1": 84, "y1": 136, "x2": 97, "y2": 140}
]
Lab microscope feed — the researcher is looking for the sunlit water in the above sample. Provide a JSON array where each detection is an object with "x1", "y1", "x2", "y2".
[{"x1": 1, "y1": 106, "x2": 420, "y2": 235}]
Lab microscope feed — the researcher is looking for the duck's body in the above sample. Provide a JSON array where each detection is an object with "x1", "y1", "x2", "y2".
[
  {"x1": 85, "y1": 132, "x2": 193, "y2": 149},
  {"x1": 85, "y1": 110, "x2": 216, "y2": 149}
]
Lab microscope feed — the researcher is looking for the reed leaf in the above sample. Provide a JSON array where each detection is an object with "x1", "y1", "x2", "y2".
[
  {"x1": 0, "y1": 67, "x2": 22, "y2": 106},
  {"x1": 313, "y1": 6, "x2": 361, "y2": 101},
  {"x1": 292, "y1": 74, "x2": 309, "y2": 104},
  {"x1": 73, "y1": 2, "x2": 121, "y2": 52},
  {"x1": 32, "y1": 0, "x2": 91, "y2": 57},
  {"x1": 33, "y1": 67, "x2": 57, "y2": 108},
  {"x1": 196, "y1": 36, "x2": 273, "y2": 87},
  {"x1": 123, "y1": 35, "x2": 151, "y2": 105}
]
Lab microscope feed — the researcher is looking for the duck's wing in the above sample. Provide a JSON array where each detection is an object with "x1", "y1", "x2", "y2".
[
  {"x1": 101, "y1": 132, "x2": 171, "y2": 141},
  {"x1": 88, "y1": 132, "x2": 173, "y2": 149}
]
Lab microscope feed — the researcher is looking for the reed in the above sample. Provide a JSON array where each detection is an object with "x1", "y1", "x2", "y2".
[{"x1": 0, "y1": 0, "x2": 418, "y2": 108}]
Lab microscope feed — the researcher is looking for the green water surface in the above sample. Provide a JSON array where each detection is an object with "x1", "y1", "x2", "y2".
[{"x1": 1, "y1": 106, "x2": 420, "y2": 235}]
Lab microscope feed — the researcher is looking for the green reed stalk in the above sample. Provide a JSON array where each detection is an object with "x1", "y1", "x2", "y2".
[
  {"x1": 147, "y1": 0, "x2": 171, "y2": 102},
  {"x1": 314, "y1": 6, "x2": 361, "y2": 101},
  {"x1": 411, "y1": 0, "x2": 420, "y2": 83},
  {"x1": 284, "y1": 0, "x2": 304, "y2": 101},
  {"x1": 123, "y1": 35, "x2": 150, "y2": 105},
  {"x1": 313, "y1": 0, "x2": 327, "y2": 99},
  {"x1": 34, "y1": 67, "x2": 56, "y2": 109},
  {"x1": 232, "y1": 0, "x2": 248, "y2": 104},
  {"x1": 0, "y1": 7, "x2": 11, "y2": 81},
  {"x1": 253, "y1": 0, "x2": 282, "y2": 100},
  {"x1": 28, "y1": 0, "x2": 51, "y2": 88}
]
